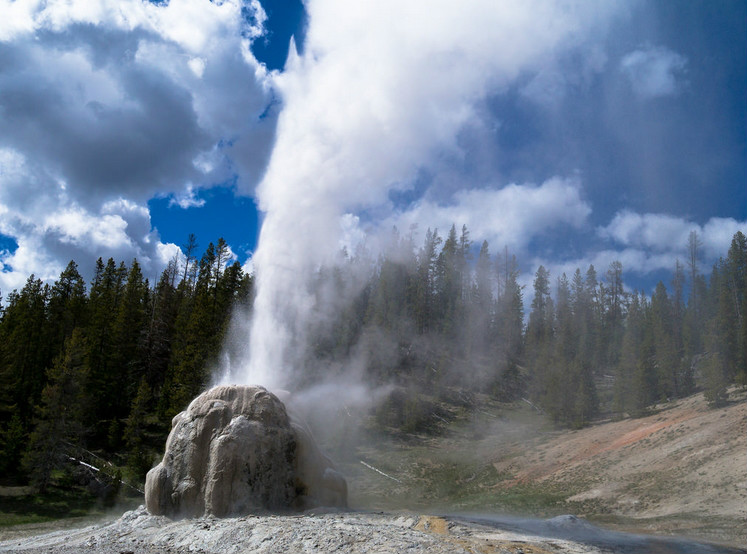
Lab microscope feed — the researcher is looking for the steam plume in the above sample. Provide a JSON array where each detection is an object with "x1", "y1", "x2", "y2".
[{"x1": 223, "y1": 1, "x2": 625, "y2": 389}]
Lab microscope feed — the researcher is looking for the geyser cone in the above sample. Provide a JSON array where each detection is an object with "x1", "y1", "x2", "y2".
[{"x1": 145, "y1": 385, "x2": 347, "y2": 517}]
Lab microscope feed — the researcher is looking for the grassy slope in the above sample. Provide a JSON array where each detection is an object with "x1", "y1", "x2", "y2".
[{"x1": 0, "y1": 485, "x2": 100, "y2": 527}]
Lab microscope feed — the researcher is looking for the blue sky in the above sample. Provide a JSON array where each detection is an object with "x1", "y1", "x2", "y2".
[{"x1": 0, "y1": 0, "x2": 745, "y2": 299}]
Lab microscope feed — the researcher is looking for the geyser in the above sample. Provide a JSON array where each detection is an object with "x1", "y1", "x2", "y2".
[{"x1": 145, "y1": 385, "x2": 347, "y2": 517}]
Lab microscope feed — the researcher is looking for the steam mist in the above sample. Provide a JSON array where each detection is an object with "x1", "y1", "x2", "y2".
[{"x1": 218, "y1": 1, "x2": 625, "y2": 393}]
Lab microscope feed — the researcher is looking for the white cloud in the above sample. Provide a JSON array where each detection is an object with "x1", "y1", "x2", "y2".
[
  {"x1": 701, "y1": 218, "x2": 747, "y2": 259},
  {"x1": 383, "y1": 177, "x2": 591, "y2": 252},
  {"x1": 599, "y1": 210, "x2": 696, "y2": 253},
  {"x1": 0, "y1": 190, "x2": 174, "y2": 295},
  {"x1": 620, "y1": 44, "x2": 687, "y2": 99},
  {"x1": 599, "y1": 210, "x2": 747, "y2": 261},
  {"x1": 0, "y1": 0, "x2": 41, "y2": 41},
  {"x1": 0, "y1": 0, "x2": 273, "y2": 292},
  {"x1": 168, "y1": 185, "x2": 207, "y2": 209},
  {"x1": 46, "y1": 207, "x2": 130, "y2": 250}
]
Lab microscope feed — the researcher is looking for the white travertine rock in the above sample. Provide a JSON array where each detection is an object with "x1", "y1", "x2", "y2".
[{"x1": 145, "y1": 385, "x2": 346, "y2": 517}]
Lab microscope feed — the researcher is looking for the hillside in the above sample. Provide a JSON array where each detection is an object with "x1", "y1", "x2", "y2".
[{"x1": 339, "y1": 387, "x2": 747, "y2": 547}]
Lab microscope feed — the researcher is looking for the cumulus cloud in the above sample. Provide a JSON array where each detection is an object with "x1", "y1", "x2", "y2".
[
  {"x1": 0, "y1": 0, "x2": 274, "y2": 292},
  {"x1": 0, "y1": 148, "x2": 179, "y2": 292},
  {"x1": 599, "y1": 210, "x2": 696, "y2": 253},
  {"x1": 599, "y1": 210, "x2": 746, "y2": 261},
  {"x1": 620, "y1": 44, "x2": 687, "y2": 99},
  {"x1": 382, "y1": 177, "x2": 591, "y2": 252}
]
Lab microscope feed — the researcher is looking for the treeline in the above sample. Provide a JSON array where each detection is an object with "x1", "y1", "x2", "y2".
[
  {"x1": 307, "y1": 226, "x2": 746, "y2": 427},
  {"x1": 0, "y1": 227, "x2": 745, "y2": 492},
  {"x1": 0, "y1": 236, "x2": 252, "y2": 490}
]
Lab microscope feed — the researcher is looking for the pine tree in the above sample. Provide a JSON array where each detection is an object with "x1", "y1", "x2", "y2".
[
  {"x1": 22, "y1": 330, "x2": 89, "y2": 492},
  {"x1": 705, "y1": 255, "x2": 741, "y2": 393},
  {"x1": 583, "y1": 265, "x2": 603, "y2": 372},
  {"x1": 123, "y1": 378, "x2": 154, "y2": 482},
  {"x1": 0, "y1": 414, "x2": 24, "y2": 479},
  {"x1": 684, "y1": 230, "x2": 704, "y2": 355},
  {"x1": 435, "y1": 224, "x2": 460, "y2": 337},
  {"x1": 601, "y1": 261, "x2": 626, "y2": 370},
  {"x1": 181, "y1": 234, "x2": 199, "y2": 286},
  {"x1": 526, "y1": 265, "x2": 553, "y2": 403},
  {"x1": 413, "y1": 229, "x2": 441, "y2": 334},
  {"x1": 615, "y1": 291, "x2": 642, "y2": 415},
  {"x1": 108, "y1": 259, "x2": 148, "y2": 447},
  {"x1": 527, "y1": 265, "x2": 552, "y2": 350},
  {"x1": 544, "y1": 274, "x2": 573, "y2": 423},
  {"x1": 555, "y1": 273, "x2": 575, "y2": 363},
  {"x1": 725, "y1": 231, "x2": 747, "y2": 383},
  {"x1": 493, "y1": 251, "x2": 524, "y2": 398},
  {"x1": 46, "y1": 261, "x2": 88, "y2": 359},
  {"x1": 0, "y1": 276, "x2": 49, "y2": 428},
  {"x1": 470, "y1": 240, "x2": 493, "y2": 355},
  {"x1": 141, "y1": 259, "x2": 179, "y2": 397},
  {"x1": 671, "y1": 261, "x2": 693, "y2": 394},
  {"x1": 85, "y1": 258, "x2": 125, "y2": 444},
  {"x1": 632, "y1": 296, "x2": 658, "y2": 415},
  {"x1": 650, "y1": 281, "x2": 677, "y2": 399},
  {"x1": 165, "y1": 243, "x2": 221, "y2": 415},
  {"x1": 702, "y1": 351, "x2": 729, "y2": 407}
]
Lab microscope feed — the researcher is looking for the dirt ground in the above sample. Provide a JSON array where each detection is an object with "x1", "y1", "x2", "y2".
[{"x1": 485, "y1": 388, "x2": 747, "y2": 545}]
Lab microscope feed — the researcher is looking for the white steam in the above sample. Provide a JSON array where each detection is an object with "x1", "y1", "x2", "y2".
[{"x1": 220, "y1": 0, "x2": 625, "y2": 389}]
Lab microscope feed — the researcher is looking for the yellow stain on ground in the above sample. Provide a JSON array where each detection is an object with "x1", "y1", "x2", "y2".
[
  {"x1": 414, "y1": 515, "x2": 557, "y2": 554},
  {"x1": 414, "y1": 515, "x2": 449, "y2": 535}
]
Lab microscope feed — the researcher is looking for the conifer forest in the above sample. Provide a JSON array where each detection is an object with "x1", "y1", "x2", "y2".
[{"x1": 0, "y1": 228, "x2": 745, "y2": 497}]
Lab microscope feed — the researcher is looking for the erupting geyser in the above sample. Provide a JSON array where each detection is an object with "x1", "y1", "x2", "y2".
[{"x1": 145, "y1": 385, "x2": 347, "y2": 517}]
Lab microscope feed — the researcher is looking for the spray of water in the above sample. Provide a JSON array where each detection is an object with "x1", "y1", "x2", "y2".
[{"x1": 219, "y1": 0, "x2": 625, "y2": 393}]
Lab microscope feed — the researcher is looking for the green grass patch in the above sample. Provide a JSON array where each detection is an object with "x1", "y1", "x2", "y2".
[
  {"x1": 475, "y1": 484, "x2": 568, "y2": 517},
  {"x1": 0, "y1": 484, "x2": 100, "y2": 527}
]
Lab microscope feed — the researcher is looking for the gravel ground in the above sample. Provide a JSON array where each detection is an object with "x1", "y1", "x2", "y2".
[{"x1": 2, "y1": 506, "x2": 744, "y2": 554}]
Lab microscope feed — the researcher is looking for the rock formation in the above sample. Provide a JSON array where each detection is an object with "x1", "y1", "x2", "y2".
[{"x1": 145, "y1": 385, "x2": 347, "y2": 517}]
